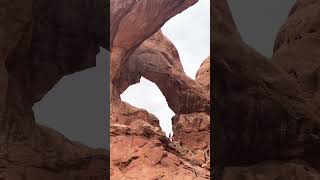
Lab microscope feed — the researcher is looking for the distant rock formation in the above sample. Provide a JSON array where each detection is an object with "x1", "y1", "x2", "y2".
[
  {"x1": 110, "y1": 0, "x2": 210, "y2": 179},
  {"x1": 213, "y1": 0, "x2": 320, "y2": 179},
  {"x1": 0, "y1": 0, "x2": 109, "y2": 179}
]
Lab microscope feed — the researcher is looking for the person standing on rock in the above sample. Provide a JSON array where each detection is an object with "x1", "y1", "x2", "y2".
[
  {"x1": 171, "y1": 133, "x2": 176, "y2": 142},
  {"x1": 169, "y1": 133, "x2": 173, "y2": 142}
]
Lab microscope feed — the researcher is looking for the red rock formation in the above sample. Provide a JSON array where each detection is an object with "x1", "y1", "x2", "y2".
[
  {"x1": 213, "y1": 0, "x2": 320, "y2": 179},
  {"x1": 0, "y1": 0, "x2": 109, "y2": 179},
  {"x1": 196, "y1": 57, "x2": 210, "y2": 93},
  {"x1": 272, "y1": 0, "x2": 320, "y2": 102},
  {"x1": 110, "y1": 0, "x2": 210, "y2": 179},
  {"x1": 119, "y1": 31, "x2": 210, "y2": 114},
  {"x1": 110, "y1": 0, "x2": 198, "y2": 102},
  {"x1": 110, "y1": 105, "x2": 209, "y2": 179}
]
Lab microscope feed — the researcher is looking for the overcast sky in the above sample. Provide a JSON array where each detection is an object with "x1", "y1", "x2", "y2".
[
  {"x1": 121, "y1": 0, "x2": 210, "y2": 136},
  {"x1": 33, "y1": 48, "x2": 109, "y2": 149},
  {"x1": 228, "y1": 0, "x2": 295, "y2": 57}
]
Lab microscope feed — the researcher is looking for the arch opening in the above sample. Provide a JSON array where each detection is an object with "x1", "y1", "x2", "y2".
[
  {"x1": 32, "y1": 48, "x2": 109, "y2": 149},
  {"x1": 120, "y1": 77, "x2": 175, "y2": 137},
  {"x1": 227, "y1": 0, "x2": 295, "y2": 57},
  {"x1": 120, "y1": 0, "x2": 210, "y2": 138}
]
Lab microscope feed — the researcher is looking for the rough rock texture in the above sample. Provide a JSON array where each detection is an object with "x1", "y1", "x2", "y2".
[
  {"x1": 172, "y1": 113, "x2": 210, "y2": 169},
  {"x1": 110, "y1": 0, "x2": 199, "y2": 101},
  {"x1": 222, "y1": 160, "x2": 320, "y2": 180},
  {"x1": 119, "y1": 31, "x2": 210, "y2": 114},
  {"x1": 272, "y1": 0, "x2": 320, "y2": 103},
  {"x1": 196, "y1": 57, "x2": 210, "y2": 93},
  {"x1": 0, "y1": 125, "x2": 108, "y2": 180},
  {"x1": 0, "y1": 0, "x2": 109, "y2": 179},
  {"x1": 110, "y1": 110, "x2": 209, "y2": 179},
  {"x1": 213, "y1": 0, "x2": 320, "y2": 179},
  {"x1": 110, "y1": 102, "x2": 210, "y2": 179},
  {"x1": 110, "y1": 0, "x2": 210, "y2": 179}
]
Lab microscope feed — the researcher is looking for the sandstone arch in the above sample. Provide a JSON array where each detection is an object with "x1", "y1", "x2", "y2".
[
  {"x1": 110, "y1": 0, "x2": 210, "y2": 178},
  {"x1": 118, "y1": 30, "x2": 210, "y2": 115},
  {"x1": 110, "y1": 0, "x2": 199, "y2": 102}
]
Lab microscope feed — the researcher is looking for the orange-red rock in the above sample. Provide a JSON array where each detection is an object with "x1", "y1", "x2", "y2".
[
  {"x1": 196, "y1": 57, "x2": 210, "y2": 93},
  {"x1": 119, "y1": 31, "x2": 210, "y2": 114},
  {"x1": 110, "y1": 0, "x2": 210, "y2": 179}
]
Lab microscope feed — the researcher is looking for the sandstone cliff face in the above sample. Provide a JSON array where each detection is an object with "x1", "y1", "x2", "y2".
[
  {"x1": 272, "y1": 0, "x2": 320, "y2": 103},
  {"x1": 0, "y1": 0, "x2": 109, "y2": 179},
  {"x1": 213, "y1": 0, "x2": 320, "y2": 179},
  {"x1": 110, "y1": 0, "x2": 210, "y2": 179},
  {"x1": 196, "y1": 57, "x2": 210, "y2": 93}
]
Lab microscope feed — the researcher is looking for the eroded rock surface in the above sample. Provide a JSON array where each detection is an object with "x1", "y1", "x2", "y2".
[
  {"x1": 110, "y1": 0, "x2": 210, "y2": 179},
  {"x1": 110, "y1": 0, "x2": 198, "y2": 101},
  {"x1": 272, "y1": 0, "x2": 320, "y2": 103},
  {"x1": 213, "y1": 0, "x2": 320, "y2": 179},
  {"x1": 172, "y1": 113, "x2": 210, "y2": 169},
  {"x1": 0, "y1": 0, "x2": 109, "y2": 179},
  {"x1": 110, "y1": 115, "x2": 209, "y2": 179},
  {"x1": 119, "y1": 30, "x2": 210, "y2": 114},
  {"x1": 196, "y1": 56, "x2": 210, "y2": 93},
  {"x1": 222, "y1": 160, "x2": 320, "y2": 180}
]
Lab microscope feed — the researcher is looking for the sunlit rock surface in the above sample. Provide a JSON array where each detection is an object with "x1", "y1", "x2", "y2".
[{"x1": 110, "y1": 0, "x2": 210, "y2": 179}]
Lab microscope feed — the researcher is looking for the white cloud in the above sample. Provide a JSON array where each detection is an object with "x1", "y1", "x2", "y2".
[{"x1": 121, "y1": 0, "x2": 210, "y2": 136}]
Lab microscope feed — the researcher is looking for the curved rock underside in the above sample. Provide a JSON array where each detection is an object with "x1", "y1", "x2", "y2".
[
  {"x1": 213, "y1": 0, "x2": 320, "y2": 179},
  {"x1": 0, "y1": 0, "x2": 109, "y2": 179},
  {"x1": 110, "y1": 0, "x2": 210, "y2": 179},
  {"x1": 119, "y1": 30, "x2": 210, "y2": 114}
]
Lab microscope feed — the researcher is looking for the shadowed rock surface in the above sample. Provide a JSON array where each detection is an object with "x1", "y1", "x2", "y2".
[
  {"x1": 0, "y1": 0, "x2": 109, "y2": 179},
  {"x1": 213, "y1": 0, "x2": 320, "y2": 179},
  {"x1": 110, "y1": 0, "x2": 210, "y2": 179}
]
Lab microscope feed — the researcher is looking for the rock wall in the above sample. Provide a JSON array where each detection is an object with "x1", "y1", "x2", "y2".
[
  {"x1": 110, "y1": 0, "x2": 210, "y2": 179},
  {"x1": 0, "y1": 0, "x2": 109, "y2": 179},
  {"x1": 213, "y1": 0, "x2": 320, "y2": 179},
  {"x1": 272, "y1": 0, "x2": 320, "y2": 104}
]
